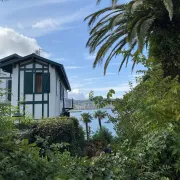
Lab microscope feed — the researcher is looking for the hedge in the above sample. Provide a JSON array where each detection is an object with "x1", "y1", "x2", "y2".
[{"x1": 23, "y1": 116, "x2": 85, "y2": 156}]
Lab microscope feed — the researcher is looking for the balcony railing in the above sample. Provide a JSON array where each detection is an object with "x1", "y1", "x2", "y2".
[{"x1": 63, "y1": 98, "x2": 73, "y2": 110}]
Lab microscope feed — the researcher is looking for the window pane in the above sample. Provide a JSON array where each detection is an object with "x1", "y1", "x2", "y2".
[
  {"x1": 24, "y1": 72, "x2": 33, "y2": 94},
  {"x1": 36, "y1": 73, "x2": 42, "y2": 92},
  {"x1": 60, "y1": 82, "x2": 64, "y2": 100},
  {"x1": 7, "y1": 80, "x2": 12, "y2": 101}
]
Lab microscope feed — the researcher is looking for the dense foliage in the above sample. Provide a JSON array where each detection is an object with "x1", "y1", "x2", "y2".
[
  {"x1": 59, "y1": 67, "x2": 180, "y2": 179},
  {"x1": 92, "y1": 127, "x2": 113, "y2": 144},
  {"x1": 2, "y1": 64, "x2": 180, "y2": 179},
  {"x1": 22, "y1": 117, "x2": 85, "y2": 156}
]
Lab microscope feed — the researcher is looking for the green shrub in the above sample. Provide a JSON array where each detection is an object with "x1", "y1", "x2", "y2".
[
  {"x1": 23, "y1": 116, "x2": 85, "y2": 156},
  {"x1": 0, "y1": 139, "x2": 70, "y2": 180},
  {"x1": 92, "y1": 127, "x2": 113, "y2": 144}
]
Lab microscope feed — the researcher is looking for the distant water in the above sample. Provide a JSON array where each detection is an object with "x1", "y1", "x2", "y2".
[{"x1": 70, "y1": 109, "x2": 116, "y2": 136}]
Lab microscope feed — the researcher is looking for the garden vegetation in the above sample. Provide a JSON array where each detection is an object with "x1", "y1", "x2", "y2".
[{"x1": 0, "y1": 0, "x2": 180, "y2": 179}]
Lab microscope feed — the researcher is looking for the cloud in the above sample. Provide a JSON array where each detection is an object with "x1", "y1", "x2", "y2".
[
  {"x1": 30, "y1": 5, "x2": 92, "y2": 35},
  {"x1": 81, "y1": 83, "x2": 134, "y2": 92},
  {"x1": 66, "y1": 66, "x2": 84, "y2": 69},
  {"x1": 71, "y1": 82, "x2": 85, "y2": 89},
  {"x1": 0, "y1": 2, "x2": 93, "y2": 37},
  {"x1": 111, "y1": 60, "x2": 134, "y2": 66},
  {"x1": 106, "y1": 72, "x2": 116, "y2": 75},
  {"x1": 31, "y1": 0, "x2": 74, "y2": 7},
  {"x1": 84, "y1": 53, "x2": 96, "y2": 60},
  {"x1": 84, "y1": 77, "x2": 102, "y2": 81},
  {"x1": 0, "y1": 27, "x2": 49, "y2": 59},
  {"x1": 53, "y1": 57, "x2": 66, "y2": 63},
  {"x1": 128, "y1": 74, "x2": 141, "y2": 78},
  {"x1": 6, "y1": 0, "x2": 75, "y2": 12},
  {"x1": 70, "y1": 76, "x2": 78, "y2": 78},
  {"x1": 32, "y1": 19, "x2": 58, "y2": 29},
  {"x1": 17, "y1": 22, "x2": 24, "y2": 29},
  {"x1": 68, "y1": 89, "x2": 86, "y2": 100}
]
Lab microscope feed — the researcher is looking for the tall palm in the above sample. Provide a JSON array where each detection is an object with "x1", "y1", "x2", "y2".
[
  {"x1": 85, "y1": 0, "x2": 180, "y2": 78},
  {"x1": 81, "y1": 113, "x2": 93, "y2": 140},
  {"x1": 94, "y1": 110, "x2": 107, "y2": 130}
]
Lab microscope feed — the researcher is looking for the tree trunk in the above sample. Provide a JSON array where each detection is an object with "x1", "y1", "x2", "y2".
[
  {"x1": 85, "y1": 123, "x2": 89, "y2": 140},
  {"x1": 98, "y1": 118, "x2": 102, "y2": 130}
]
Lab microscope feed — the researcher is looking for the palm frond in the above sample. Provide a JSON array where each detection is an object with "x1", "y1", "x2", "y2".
[
  {"x1": 93, "y1": 30, "x2": 127, "y2": 69},
  {"x1": 97, "y1": 0, "x2": 118, "y2": 8},
  {"x1": 138, "y1": 16, "x2": 155, "y2": 51},
  {"x1": 84, "y1": 7, "x2": 112, "y2": 26},
  {"x1": 86, "y1": 0, "x2": 178, "y2": 74},
  {"x1": 108, "y1": 12, "x2": 126, "y2": 30},
  {"x1": 104, "y1": 37, "x2": 127, "y2": 74},
  {"x1": 118, "y1": 42, "x2": 136, "y2": 72},
  {"x1": 127, "y1": 13, "x2": 147, "y2": 44},
  {"x1": 163, "y1": 0, "x2": 174, "y2": 21},
  {"x1": 130, "y1": 0, "x2": 143, "y2": 14},
  {"x1": 128, "y1": 17, "x2": 141, "y2": 45}
]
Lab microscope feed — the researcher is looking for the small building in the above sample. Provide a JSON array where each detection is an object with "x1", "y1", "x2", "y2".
[{"x1": 0, "y1": 53, "x2": 73, "y2": 119}]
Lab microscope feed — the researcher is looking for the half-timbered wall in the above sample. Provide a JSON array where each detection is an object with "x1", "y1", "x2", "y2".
[
  {"x1": 22, "y1": 60, "x2": 49, "y2": 119},
  {"x1": 10, "y1": 59, "x2": 68, "y2": 119}
]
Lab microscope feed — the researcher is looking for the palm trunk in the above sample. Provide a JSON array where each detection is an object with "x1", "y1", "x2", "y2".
[
  {"x1": 98, "y1": 118, "x2": 102, "y2": 130},
  {"x1": 85, "y1": 122, "x2": 89, "y2": 140}
]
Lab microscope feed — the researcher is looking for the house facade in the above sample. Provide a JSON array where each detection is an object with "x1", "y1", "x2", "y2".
[{"x1": 0, "y1": 53, "x2": 73, "y2": 119}]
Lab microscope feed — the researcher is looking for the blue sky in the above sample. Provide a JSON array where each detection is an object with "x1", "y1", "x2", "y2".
[{"x1": 0, "y1": 0, "x2": 144, "y2": 100}]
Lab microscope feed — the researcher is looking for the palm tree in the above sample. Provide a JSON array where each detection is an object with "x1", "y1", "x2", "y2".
[
  {"x1": 85, "y1": 0, "x2": 180, "y2": 78},
  {"x1": 81, "y1": 113, "x2": 93, "y2": 140},
  {"x1": 94, "y1": 110, "x2": 107, "y2": 130}
]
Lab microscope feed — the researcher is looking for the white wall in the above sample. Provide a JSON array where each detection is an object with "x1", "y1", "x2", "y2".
[
  {"x1": 59, "y1": 73, "x2": 68, "y2": 114},
  {"x1": 0, "y1": 69, "x2": 11, "y2": 102},
  {"x1": 11, "y1": 65, "x2": 19, "y2": 108},
  {"x1": 49, "y1": 66, "x2": 69, "y2": 116},
  {"x1": 55, "y1": 71, "x2": 60, "y2": 116},
  {"x1": 49, "y1": 65, "x2": 56, "y2": 117},
  {"x1": 49, "y1": 65, "x2": 69, "y2": 117}
]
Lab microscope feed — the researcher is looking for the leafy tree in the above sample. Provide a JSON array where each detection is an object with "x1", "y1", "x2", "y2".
[
  {"x1": 92, "y1": 127, "x2": 113, "y2": 144},
  {"x1": 89, "y1": 89, "x2": 115, "y2": 108},
  {"x1": 81, "y1": 113, "x2": 92, "y2": 140},
  {"x1": 94, "y1": 110, "x2": 107, "y2": 130},
  {"x1": 85, "y1": 0, "x2": 180, "y2": 78}
]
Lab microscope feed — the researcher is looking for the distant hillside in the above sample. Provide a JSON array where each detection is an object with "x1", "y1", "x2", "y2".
[{"x1": 73, "y1": 100, "x2": 113, "y2": 110}]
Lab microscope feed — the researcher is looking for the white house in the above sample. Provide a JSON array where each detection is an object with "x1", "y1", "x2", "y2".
[{"x1": 0, "y1": 53, "x2": 73, "y2": 119}]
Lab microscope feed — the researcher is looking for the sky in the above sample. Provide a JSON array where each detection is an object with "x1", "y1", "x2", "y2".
[{"x1": 0, "y1": 0, "x2": 144, "y2": 100}]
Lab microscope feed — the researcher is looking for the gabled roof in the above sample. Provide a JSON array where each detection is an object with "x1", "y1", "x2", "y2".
[
  {"x1": 0, "y1": 53, "x2": 22, "y2": 63},
  {"x1": 0, "y1": 53, "x2": 71, "y2": 91}
]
